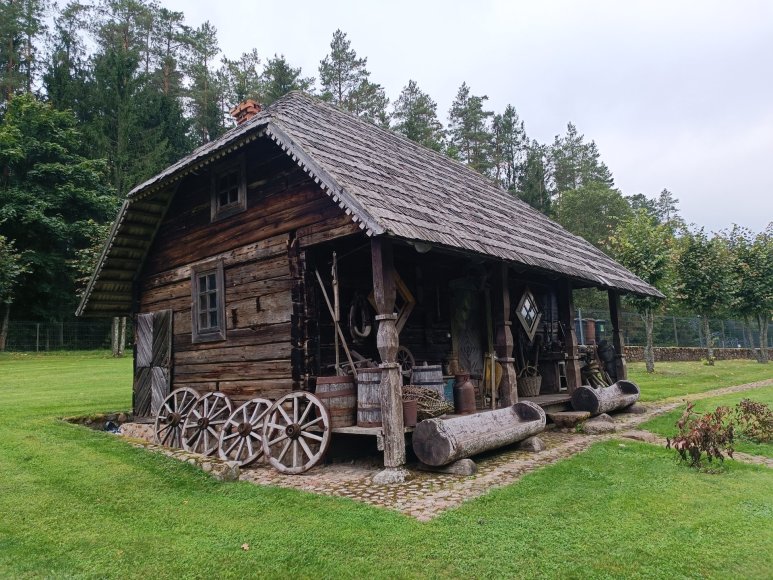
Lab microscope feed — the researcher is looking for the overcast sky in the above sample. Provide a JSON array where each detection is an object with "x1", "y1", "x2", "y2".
[{"x1": 166, "y1": 0, "x2": 773, "y2": 233}]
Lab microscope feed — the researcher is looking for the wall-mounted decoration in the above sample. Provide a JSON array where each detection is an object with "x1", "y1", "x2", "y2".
[{"x1": 516, "y1": 287, "x2": 542, "y2": 342}]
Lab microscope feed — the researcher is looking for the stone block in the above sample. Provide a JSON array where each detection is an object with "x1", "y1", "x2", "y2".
[
  {"x1": 548, "y1": 411, "x2": 591, "y2": 428},
  {"x1": 622, "y1": 403, "x2": 647, "y2": 415},
  {"x1": 517, "y1": 436, "x2": 545, "y2": 453}
]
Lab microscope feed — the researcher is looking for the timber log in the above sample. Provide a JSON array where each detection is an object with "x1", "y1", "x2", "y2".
[
  {"x1": 571, "y1": 380, "x2": 640, "y2": 415},
  {"x1": 412, "y1": 401, "x2": 546, "y2": 466}
]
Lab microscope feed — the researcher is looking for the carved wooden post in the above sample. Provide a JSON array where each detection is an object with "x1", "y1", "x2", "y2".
[
  {"x1": 371, "y1": 237, "x2": 406, "y2": 470},
  {"x1": 492, "y1": 263, "x2": 517, "y2": 406},
  {"x1": 557, "y1": 280, "x2": 582, "y2": 391},
  {"x1": 608, "y1": 290, "x2": 628, "y2": 380}
]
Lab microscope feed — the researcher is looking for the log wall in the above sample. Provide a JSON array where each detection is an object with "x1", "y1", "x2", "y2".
[{"x1": 137, "y1": 138, "x2": 360, "y2": 402}]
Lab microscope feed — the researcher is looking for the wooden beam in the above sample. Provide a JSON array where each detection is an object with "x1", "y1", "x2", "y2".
[
  {"x1": 492, "y1": 263, "x2": 517, "y2": 405},
  {"x1": 370, "y1": 237, "x2": 405, "y2": 468},
  {"x1": 608, "y1": 290, "x2": 628, "y2": 380},
  {"x1": 557, "y1": 280, "x2": 582, "y2": 391}
]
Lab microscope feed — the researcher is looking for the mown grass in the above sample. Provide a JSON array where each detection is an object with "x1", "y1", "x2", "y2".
[
  {"x1": 628, "y1": 360, "x2": 773, "y2": 401},
  {"x1": 1, "y1": 352, "x2": 772, "y2": 578},
  {"x1": 640, "y1": 386, "x2": 773, "y2": 458}
]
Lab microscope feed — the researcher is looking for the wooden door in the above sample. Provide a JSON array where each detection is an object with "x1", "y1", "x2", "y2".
[
  {"x1": 450, "y1": 279, "x2": 485, "y2": 378},
  {"x1": 133, "y1": 310, "x2": 172, "y2": 417}
]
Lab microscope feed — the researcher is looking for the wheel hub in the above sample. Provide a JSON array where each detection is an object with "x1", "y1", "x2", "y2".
[
  {"x1": 169, "y1": 412, "x2": 182, "y2": 426},
  {"x1": 285, "y1": 423, "x2": 301, "y2": 439},
  {"x1": 197, "y1": 417, "x2": 210, "y2": 429},
  {"x1": 237, "y1": 422, "x2": 252, "y2": 437}
]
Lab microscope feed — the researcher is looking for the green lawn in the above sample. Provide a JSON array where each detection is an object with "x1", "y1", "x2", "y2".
[
  {"x1": 1, "y1": 352, "x2": 772, "y2": 578},
  {"x1": 628, "y1": 360, "x2": 773, "y2": 401},
  {"x1": 640, "y1": 386, "x2": 773, "y2": 458}
]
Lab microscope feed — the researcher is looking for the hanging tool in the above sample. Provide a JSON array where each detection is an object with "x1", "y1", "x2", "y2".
[
  {"x1": 332, "y1": 252, "x2": 340, "y2": 370},
  {"x1": 315, "y1": 268, "x2": 356, "y2": 375}
]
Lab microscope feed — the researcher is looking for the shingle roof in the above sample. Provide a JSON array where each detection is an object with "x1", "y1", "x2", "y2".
[{"x1": 77, "y1": 92, "x2": 662, "y2": 316}]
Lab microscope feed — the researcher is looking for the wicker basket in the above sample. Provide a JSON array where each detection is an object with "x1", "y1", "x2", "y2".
[{"x1": 517, "y1": 375, "x2": 542, "y2": 397}]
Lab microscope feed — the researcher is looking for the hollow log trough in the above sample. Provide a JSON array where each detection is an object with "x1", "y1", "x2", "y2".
[
  {"x1": 412, "y1": 401, "x2": 547, "y2": 466},
  {"x1": 570, "y1": 380, "x2": 641, "y2": 415}
]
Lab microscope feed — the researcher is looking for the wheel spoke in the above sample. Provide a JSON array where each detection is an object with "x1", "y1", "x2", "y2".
[
  {"x1": 277, "y1": 439, "x2": 292, "y2": 462},
  {"x1": 292, "y1": 440, "x2": 299, "y2": 467},
  {"x1": 298, "y1": 436, "x2": 314, "y2": 461},
  {"x1": 224, "y1": 436, "x2": 240, "y2": 455},
  {"x1": 268, "y1": 433, "x2": 289, "y2": 447},
  {"x1": 298, "y1": 401, "x2": 313, "y2": 425},
  {"x1": 222, "y1": 432, "x2": 239, "y2": 441},
  {"x1": 236, "y1": 438, "x2": 245, "y2": 461},
  {"x1": 277, "y1": 405, "x2": 292, "y2": 425},
  {"x1": 301, "y1": 416, "x2": 325, "y2": 429},
  {"x1": 161, "y1": 425, "x2": 175, "y2": 445},
  {"x1": 300, "y1": 431, "x2": 323, "y2": 442},
  {"x1": 246, "y1": 437, "x2": 254, "y2": 458},
  {"x1": 293, "y1": 396, "x2": 299, "y2": 423}
]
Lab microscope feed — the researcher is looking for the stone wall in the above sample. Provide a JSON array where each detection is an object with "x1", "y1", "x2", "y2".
[{"x1": 624, "y1": 346, "x2": 772, "y2": 362}]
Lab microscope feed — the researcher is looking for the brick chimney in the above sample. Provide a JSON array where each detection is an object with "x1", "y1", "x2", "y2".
[{"x1": 230, "y1": 99, "x2": 261, "y2": 125}]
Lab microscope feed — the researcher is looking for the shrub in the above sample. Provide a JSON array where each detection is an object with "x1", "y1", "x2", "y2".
[
  {"x1": 667, "y1": 402, "x2": 734, "y2": 468},
  {"x1": 734, "y1": 399, "x2": 773, "y2": 443}
]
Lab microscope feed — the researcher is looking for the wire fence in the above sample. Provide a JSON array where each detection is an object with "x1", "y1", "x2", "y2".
[
  {"x1": 2, "y1": 319, "x2": 132, "y2": 352},
  {"x1": 1, "y1": 313, "x2": 769, "y2": 352},
  {"x1": 576, "y1": 309, "x2": 771, "y2": 349}
]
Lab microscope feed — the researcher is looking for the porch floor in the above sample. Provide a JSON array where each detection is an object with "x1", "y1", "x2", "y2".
[{"x1": 330, "y1": 393, "x2": 573, "y2": 436}]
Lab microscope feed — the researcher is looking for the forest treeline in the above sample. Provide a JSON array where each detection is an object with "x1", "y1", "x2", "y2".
[{"x1": 0, "y1": 0, "x2": 770, "y2": 365}]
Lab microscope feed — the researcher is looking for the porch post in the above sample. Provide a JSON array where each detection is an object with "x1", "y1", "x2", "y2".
[
  {"x1": 557, "y1": 280, "x2": 582, "y2": 391},
  {"x1": 492, "y1": 263, "x2": 518, "y2": 406},
  {"x1": 371, "y1": 237, "x2": 406, "y2": 472},
  {"x1": 608, "y1": 290, "x2": 628, "y2": 380}
]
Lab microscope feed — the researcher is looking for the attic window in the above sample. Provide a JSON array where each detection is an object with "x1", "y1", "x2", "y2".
[
  {"x1": 211, "y1": 155, "x2": 246, "y2": 221},
  {"x1": 191, "y1": 260, "x2": 226, "y2": 343}
]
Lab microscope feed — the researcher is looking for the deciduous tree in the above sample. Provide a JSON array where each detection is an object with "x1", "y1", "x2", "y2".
[
  {"x1": 673, "y1": 228, "x2": 734, "y2": 364},
  {"x1": 608, "y1": 210, "x2": 673, "y2": 372}
]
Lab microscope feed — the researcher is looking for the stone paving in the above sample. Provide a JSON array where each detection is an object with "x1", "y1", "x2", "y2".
[{"x1": 119, "y1": 378, "x2": 773, "y2": 521}]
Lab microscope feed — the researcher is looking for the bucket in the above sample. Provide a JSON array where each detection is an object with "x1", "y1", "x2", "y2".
[
  {"x1": 402, "y1": 398, "x2": 417, "y2": 428},
  {"x1": 315, "y1": 375, "x2": 356, "y2": 428},
  {"x1": 357, "y1": 368, "x2": 383, "y2": 427},
  {"x1": 411, "y1": 364, "x2": 444, "y2": 398}
]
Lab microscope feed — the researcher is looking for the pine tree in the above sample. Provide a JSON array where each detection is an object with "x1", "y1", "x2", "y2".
[
  {"x1": 43, "y1": 1, "x2": 90, "y2": 114},
  {"x1": 185, "y1": 20, "x2": 225, "y2": 144},
  {"x1": 392, "y1": 80, "x2": 444, "y2": 151},
  {"x1": 318, "y1": 29, "x2": 388, "y2": 124},
  {"x1": 261, "y1": 53, "x2": 314, "y2": 105},
  {"x1": 0, "y1": 0, "x2": 48, "y2": 103},
  {"x1": 447, "y1": 82, "x2": 494, "y2": 175},
  {"x1": 517, "y1": 140, "x2": 551, "y2": 214},
  {"x1": 492, "y1": 104, "x2": 527, "y2": 190},
  {"x1": 550, "y1": 122, "x2": 614, "y2": 210},
  {"x1": 221, "y1": 48, "x2": 262, "y2": 109}
]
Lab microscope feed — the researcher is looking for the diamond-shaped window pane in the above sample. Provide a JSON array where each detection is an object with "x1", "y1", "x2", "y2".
[{"x1": 516, "y1": 288, "x2": 542, "y2": 341}]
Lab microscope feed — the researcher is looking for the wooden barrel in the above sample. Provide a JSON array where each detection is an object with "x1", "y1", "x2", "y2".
[
  {"x1": 411, "y1": 364, "x2": 445, "y2": 398},
  {"x1": 357, "y1": 368, "x2": 383, "y2": 427},
  {"x1": 315, "y1": 376, "x2": 356, "y2": 428}
]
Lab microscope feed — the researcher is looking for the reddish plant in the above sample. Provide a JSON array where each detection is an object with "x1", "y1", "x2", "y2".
[
  {"x1": 667, "y1": 402, "x2": 734, "y2": 468},
  {"x1": 734, "y1": 399, "x2": 773, "y2": 443}
]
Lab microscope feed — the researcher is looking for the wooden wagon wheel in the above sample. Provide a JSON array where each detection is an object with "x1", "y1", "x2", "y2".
[
  {"x1": 397, "y1": 345, "x2": 415, "y2": 378},
  {"x1": 153, "y1": 387, "x2": 200, "y2": 448},
  {"x1": 218, "y1": 398, "x2": 272, "y2": 466},
  {"x1": 262, "y1": 392, "x2": 331, "y2": 475},
  {"x1": 181, "y1": 392, "x2": 233, "y2": 456}
]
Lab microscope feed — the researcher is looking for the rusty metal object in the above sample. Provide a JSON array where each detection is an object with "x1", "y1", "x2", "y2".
[{"x1": 453, "y1": 373, "x2": 476, "y2": 415}]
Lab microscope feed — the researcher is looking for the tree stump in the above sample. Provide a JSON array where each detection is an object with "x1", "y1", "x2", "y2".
[{"x1": 412, "y1": 401, "x2": 546, "y2": 466}]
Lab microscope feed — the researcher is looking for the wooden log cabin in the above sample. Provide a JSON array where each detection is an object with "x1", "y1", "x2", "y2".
[{"x1": 77, "y1": 92, "x2": 663, "y2": 469}]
